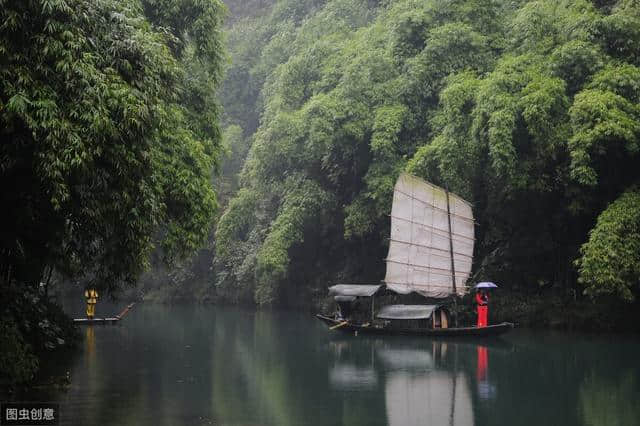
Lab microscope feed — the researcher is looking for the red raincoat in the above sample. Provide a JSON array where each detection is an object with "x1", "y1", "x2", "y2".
[{"x1": 476, "y1": 291, "x2": 489, "y2": 327}]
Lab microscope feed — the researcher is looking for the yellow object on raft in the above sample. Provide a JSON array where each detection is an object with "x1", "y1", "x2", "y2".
[{"x1": 85, "y1": 289, "x2": 99, "y2": 319}]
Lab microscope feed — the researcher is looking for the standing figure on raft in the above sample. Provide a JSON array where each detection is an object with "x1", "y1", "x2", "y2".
[
  {"x1": 85, "y1": 288, "x2": 99, "y2": 319},
  {"x1": 476, "y1": 288, "x2": 489, "y2": 328}
]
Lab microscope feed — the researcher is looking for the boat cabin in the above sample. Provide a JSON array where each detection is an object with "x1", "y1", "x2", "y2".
[
  {"x1": 329, "y1": 284, "x2": 450, "y2": 330},
  {"x1": 329, "y1": 284, "x2": 382, "y2": 322},
  {"x1": 376, "y1": 304, "x2": 450, "y2": 330}
]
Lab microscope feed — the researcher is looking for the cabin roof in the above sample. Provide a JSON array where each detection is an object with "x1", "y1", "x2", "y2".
[
  {"x1": 376, "y1": 304, "x2": 439, "y2": 320},
  {"x1": 329, "y1": 284, "x2": 383, "y2": 297}
]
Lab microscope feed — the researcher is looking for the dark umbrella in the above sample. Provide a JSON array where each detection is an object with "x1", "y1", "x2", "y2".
[{"x1": 475, "y1": 282, "x2": 498, "y2": 289}]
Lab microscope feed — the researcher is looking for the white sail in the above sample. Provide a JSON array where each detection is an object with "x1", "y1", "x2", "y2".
[{"x1": 384, "y1": 173, "x2": 474, "y2": 298}]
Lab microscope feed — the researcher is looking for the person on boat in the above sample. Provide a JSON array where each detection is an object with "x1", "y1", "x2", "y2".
[
  {"x1": 335, "y1": 296, "x2": 354, "y2": 321},
  {"x1": 476, "y1": 289, "x2": 489, "y2": 327},
  {"x1": 85, "y1": 288, "x2": 99, "y2": 319}
]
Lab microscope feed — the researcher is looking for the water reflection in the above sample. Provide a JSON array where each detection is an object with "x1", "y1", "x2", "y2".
[
  {"x1": 329, "y1": 364, "x2": 378, "y2": 391},
  {"x1": 85, "y1": 326, "x2": 96, "y2": 358},
  {"x1": 10, "y1": 305, "x2": 640, "y2": 426},
  {"x1": 579, "y1": 368, "x2": 640, "y2": 426},
  {"x1": 377, "y1": 346, "x2": 434, "y2": 371},
  {"x1": 385, "y1": 370, "x2": 472, "y2": 426},
  {"x1": 328, "y1": 339, "x2": 477, "y2": 426},
  {"x1": 476, "y1": 346, "x2": 496, "y2": 401},
  {"x1": 383, "y1": 342, "x2": 473, "y2": 426},
  {"x1": 328, "y1": 340, "x2": 378, "y2": 391}
]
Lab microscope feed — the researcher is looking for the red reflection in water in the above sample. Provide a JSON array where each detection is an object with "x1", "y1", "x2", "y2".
[
  {"x1": 477, "y1": 345, "x2": 496, "y2": 400},
  {"x1": 477, "y1": 346, "x2": 488, "y2": 381}
]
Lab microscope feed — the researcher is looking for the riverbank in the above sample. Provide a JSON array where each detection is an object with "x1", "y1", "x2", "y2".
[
  {"x1": 126, "y1": 282, "x2": 640, "y2": 333},
  {"x1": 489, "y1": 292, "x2": 640, "y2": 332}
]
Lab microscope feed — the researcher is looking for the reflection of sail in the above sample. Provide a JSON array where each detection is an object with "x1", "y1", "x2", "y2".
[
  {"x1": 329, "y1": 364, "x2": 378, "y2": 390},
  {"x1": 385, "y1": 371, "x2": 473, "y2": 426},
  {"x1": 379, "y1": 342, "x2": 474, "y2": 426}
]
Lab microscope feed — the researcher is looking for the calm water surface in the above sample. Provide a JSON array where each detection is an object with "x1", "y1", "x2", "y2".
[{"x1": 13, "y1": 303, "x2": 640, "y2": 426}]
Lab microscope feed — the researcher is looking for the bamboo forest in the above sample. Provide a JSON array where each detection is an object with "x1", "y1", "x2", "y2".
[{"x1": 1, "y1": 0, "x2": 640, "y2": 425}]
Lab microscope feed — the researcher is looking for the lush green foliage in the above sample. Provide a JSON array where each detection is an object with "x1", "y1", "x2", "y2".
[
  {"x1": 0, "y1": 0, "x2": 225, "y2": 383},
  {"x1": 577, "y1": 188, "x2": 640, "y2": 301},
  {"x1": 0, "y1": 319, "x2": 39, "y2": 385},
  {"x1": 216, "y1": 0, "x2": 640, "y2": 306},
  {"x1": 0, "y1": 0, "x2": 224, "y2": 289},
  {"x1": 0, "y1": 282, "x2": 79, "y2": 386}
]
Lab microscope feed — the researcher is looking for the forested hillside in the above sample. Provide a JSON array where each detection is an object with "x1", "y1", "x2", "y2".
[{"x1": 214, "y1": 0, "x2": 640, "y2": 323}]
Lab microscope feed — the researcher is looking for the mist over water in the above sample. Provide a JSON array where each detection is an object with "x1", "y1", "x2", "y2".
[{"x1": 12, "y1": 304, "x2": 640, "y2": 426}]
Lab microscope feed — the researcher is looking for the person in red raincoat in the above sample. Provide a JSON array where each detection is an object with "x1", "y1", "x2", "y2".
[{"x1": 476, "y1": 289, "x2": 489, "y2": 327}]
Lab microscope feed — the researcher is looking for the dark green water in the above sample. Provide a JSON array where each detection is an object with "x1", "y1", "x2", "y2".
[{"x1": 12, "y1": 304, "x2": 640, "y2": 426}]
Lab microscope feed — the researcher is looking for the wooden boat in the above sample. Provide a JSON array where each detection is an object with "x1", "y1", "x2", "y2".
[
  {"x1": 316, "y1": 314, "x2": 514, "y2": 337},
  {"x1": 316, "y1": 174, "x2": 514, "y2": 337},
  {"x1": 73, "y1": 303, "x2": 135, "y2": 325}
]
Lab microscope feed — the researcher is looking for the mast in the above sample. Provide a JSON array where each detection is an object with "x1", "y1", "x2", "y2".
[{"x1": 445, "y1": 189, "x2": 459, "y2": 327}]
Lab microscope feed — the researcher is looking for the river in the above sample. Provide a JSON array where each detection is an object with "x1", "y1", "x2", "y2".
[{"x1": 9, "y1": 303, "x2": 640, "y2": 426}]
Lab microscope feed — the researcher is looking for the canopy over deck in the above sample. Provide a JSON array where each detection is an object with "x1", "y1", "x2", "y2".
[
  {"x1": 329, "y1": 284, "x2": 383, "y2": 297},
  {"x1": 376, "y1": 304, "x2": 439, "y2": 320}
]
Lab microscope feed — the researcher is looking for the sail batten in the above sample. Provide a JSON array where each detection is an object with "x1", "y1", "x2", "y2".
[
  {"x1": 384, "y1": 174, "x2": 474, "y2": 298},
  {"x1": 387, "y1": 240, "x2": 474, "y2": 258},
  {"x1": 393, "y1": 189, "x2": 475, "y2": 220},
  {"x1": 389, "y1": 217, "x2": 475, "y2": 241}
]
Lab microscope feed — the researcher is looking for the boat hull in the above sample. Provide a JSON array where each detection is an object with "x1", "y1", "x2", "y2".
[
  {"x1": 73, "y1": 317, "x2": 120, "y2": 325},
  {"x1": 316, "y1": 314, "x2": 514, "y2": 337}
]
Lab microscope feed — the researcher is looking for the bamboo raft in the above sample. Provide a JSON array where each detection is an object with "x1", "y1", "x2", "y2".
[{"x1": 73, "y1": 303, "x2": 135, "y2": 325}]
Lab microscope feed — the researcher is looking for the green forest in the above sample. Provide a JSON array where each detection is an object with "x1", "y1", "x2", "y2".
[
  {"x1": 214, "y1": 0, "x2": 640, "y2": 315},
  {"x1": 2, "y1": 0, "x2": 640, "y2": 386}
]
